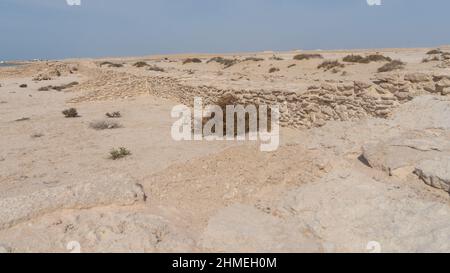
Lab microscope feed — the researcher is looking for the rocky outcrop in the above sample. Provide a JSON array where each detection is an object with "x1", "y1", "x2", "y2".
[
  {"x1": 200, "y1": 204, "x2": 322, "y2": 253},
  {"x1": 415, "y1": 157, "x2": 450, "y2": 192},
  {"x1": 0, "y1": 175, "x2": 146, "y2": 230},
  {"x1": 0, "y1": 210, "x2": 195, "y2": 253},
  {"x1": 32, "y1": 62, "x2": 79, "y2": 81},
  {"x1": 278, "y1": 169, "x2": 450, "y2": 252},
  {"x1": 362, "y1": 133, "x2": 450, "y2": 178}
]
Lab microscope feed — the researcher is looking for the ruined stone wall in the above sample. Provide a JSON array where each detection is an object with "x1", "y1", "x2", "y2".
[
  {"x1": 71, "y1": 70, "x2": 450, "y2": 128},
  {"x1": 146, "y1": 72, "x2": 450, "y2": 128}
]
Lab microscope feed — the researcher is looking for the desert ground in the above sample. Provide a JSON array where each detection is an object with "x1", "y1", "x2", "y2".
[{"x1": 1, "y1": 47, "x2": 450, "y2": 253}]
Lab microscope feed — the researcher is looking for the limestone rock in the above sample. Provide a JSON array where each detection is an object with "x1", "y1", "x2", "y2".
[
  {"x1": 404, "y1": 73, "x2": 431, "y2": 83},
  {"x1": 0, "y1": 175, "x2": 146, "y2": 230},
  {"x1": 0, "y1": 210, "x2": 195, "y2": 253},
  {"x1": 278, "y1": 169, "x2": 450, "y2": 252},
  {"x1": 390, "y1": 96, "x2": 450, "y2": 130},
  {"x1": 0, "y1": 244, "x2": 12, "y2": 253},
  {"x1": 414, "y1": 157, "x2": 450, "y2": 192},
  {"x1": 200, "y1": 204, "x2": 322, "y2": 253},
  {"x1": 362, "y1": 133, "x2": 450, "y2": 177}
]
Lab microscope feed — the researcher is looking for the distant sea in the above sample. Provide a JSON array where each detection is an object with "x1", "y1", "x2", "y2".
[{"x1": 0, "y1": 63, "x2": 21, "y2": 67}]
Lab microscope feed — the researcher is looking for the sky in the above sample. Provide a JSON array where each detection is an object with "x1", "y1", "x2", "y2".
[{"x1": 1, "y1": 0, "x2": 450, "y2": 60}]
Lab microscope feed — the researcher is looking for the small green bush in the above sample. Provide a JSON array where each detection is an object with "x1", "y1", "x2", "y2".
[{"x1": 110, "y1": 147, "x2": 131, "y2": 160}]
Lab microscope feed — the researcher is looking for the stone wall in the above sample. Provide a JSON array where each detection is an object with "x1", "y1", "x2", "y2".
[{"x1": 71, "y1": 70, "x2": 450, "y2": 129}]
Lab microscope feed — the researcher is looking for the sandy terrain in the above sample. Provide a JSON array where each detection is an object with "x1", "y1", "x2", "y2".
[{"x1": 1, "y1": 47, "x2": 450, "y2": 253}]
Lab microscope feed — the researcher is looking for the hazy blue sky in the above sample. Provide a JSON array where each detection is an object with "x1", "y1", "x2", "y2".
[{"x1": 1, "y1": 0, "x2": 450, "y2": 60}]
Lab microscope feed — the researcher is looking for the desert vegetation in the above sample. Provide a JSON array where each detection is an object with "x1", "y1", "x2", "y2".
[
  {"x1": 270, "y1": 55, "x2": 284, "y2": 61},
  {"x1": 106, "y1": 111, "x2": 121, "y2": 118},
  {"x1": 62, "y1": 108, "x2": 79, "y2": 118},
  {"x1": 200, "y1": 94, "x2": 272, "y2": 137},
  {"x1": 422, "y1": 56, "x2": 441, "y2": 63},
  {"x1": 89, "y1": 120, "x2": 122, "y2": 130},
  {"x1": 148, "y1": 65, "x2": 165, "y2": 72},
  {"x1": 109, "y1": 147, "x2": 132, "y2": 160},
  {"x1": 343, "y1": 54, "x2": 392, "y2": 63},
  {"x1": 100, "y1": 61, "x2": 124, "y2": 68},
  {"x1": 293, "y1": 53, "x2": 323, "y2": 61},
  {"x1": 269, "y1": 67, "x2": 280, "y2": 73},
  {"x1": 427, "y1": 49, "x2": 443, "y2": 55},
  {"x1": 207, "y1": 57, "x2": 238, "y2": 68},
  {"x1": 377, "y1": 60, "x2": 405, "y2": 72},
  {"x1": 30, "y1": 133, "x2": 44, "y2": 138},
  {"x1": 182, "y1": 58, "x2": 202, "y2": 65},
  {"x1": 38, "y1": 82, "x2": 79, "y2": 91},
  {"x1": 244, "y1": 57, "x2": 264, "y2": 62},
  {"x1": 133, "y1": 61, "x2": 148, "y2": 68},
  {"x1": 318, "y1": 60, "x2": 345, "y2": 71}
]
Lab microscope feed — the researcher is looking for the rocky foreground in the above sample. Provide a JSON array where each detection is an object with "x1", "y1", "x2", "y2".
[{"x1": 0, "y1": 47, "x2": 450, "y2": 252}]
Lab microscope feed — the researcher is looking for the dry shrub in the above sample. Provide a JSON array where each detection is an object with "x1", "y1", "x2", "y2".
[
  {"x1": 343, "y1": 55, "x2": 366, "y2": 63},
  {"x1": 38, "y1": 86, "x2": 51, "y2": 91},
  {"x1": 244, "y1": 57, "x2": 264, "y2": 62},
  {"x1": 269, "y1": 67, "x2": 280, "y2": 73},
  {"x1": 343, "y1": 54, "x2": 391, "y2": 63},
  {"x1": 365, "y1": 54, "x2": 392, "y2": 62},
  {"x1": 427, "y1": 49, "x2": 443, "y2": 55},
  {"x1": 15, "y1": 117, "x2": 30, "y2": 122},
  {"x1": 377, "y1": 60, "x2": 405, "y2": 73},
  {"x1": 207, "y1": 57, "x2": 238, "y2": 68},
  {"x1": 89, "y1": 120, "x2": 122, "y2": 130},
  {"x1": 62, "y1": 108, "x2": 79, "y2": 118},
  {"x1": 270, "y1": 55, "x2": 284, "y2": 61},
  {"x1": 19, "y1": 84, "x2": 27, "y2": 88},
  {"x1": 318, "y1": 60, "x2": 344, "y2": 71},
  {"x1": 100, "y1": 61, "x2": 123, "y2": 68},
  {"x1": 201, "y1": 94, "x2": 272, "y2": 136},
  {"x1": 38, "y1": 82, "x2": 78, "y2": 92},
  {"x1": 293, "y1": 54, "x2": 323, "y2": 61},
  {"x1": 182, "y1": 58, "x2": 202, "y2": 65},
  {"x1": 109, "y1": 147, "x2": 131, "y2": 160},
  {"x1": 422, "y1": 56, "x2": 440, "y2": 63},
  {"x1": 148, "y1": 65, "x2": 165, "y2": 72},
  {"x1": 31, "y1": 133, "x2": 44, "y2": 138},
  {"x1": 441, "y1": 52, "x2": 450, "y2": 60},
  {"x1": 106, "y1": 111, "x2": 121, "y2": 118},
  {"x1": 133, "y1": 61, "x2": 148, "y2": 68}
]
